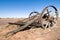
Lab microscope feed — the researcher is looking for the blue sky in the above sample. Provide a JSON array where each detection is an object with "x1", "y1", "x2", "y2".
[{"x1": 0, "y1": 0, "x2": 60, "y2": 18}]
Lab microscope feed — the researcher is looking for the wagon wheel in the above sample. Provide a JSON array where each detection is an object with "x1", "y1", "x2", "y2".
[
  {"x1": 40, "y1": 5, "x2": 58, "y2": 29},
  {"x1": 29, "y1": 11, "x2": 39, "y2": 20},
  {"x1": 28, "y1": 11, "x2": 40, "y2": 28}
]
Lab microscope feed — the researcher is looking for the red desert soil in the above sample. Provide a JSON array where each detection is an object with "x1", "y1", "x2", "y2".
[{"x1": 0, "y1": 18, "x2": 60, "y2": 40}]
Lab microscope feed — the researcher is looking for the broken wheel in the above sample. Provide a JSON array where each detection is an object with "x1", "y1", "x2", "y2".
[{"x1": 41, "y1": 5, "x2": 58, "y2": 29}]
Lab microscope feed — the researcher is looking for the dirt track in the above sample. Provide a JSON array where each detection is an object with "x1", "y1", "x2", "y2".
[{"x1": 0, "y1": 18, "x2": 60, "y2": 40}]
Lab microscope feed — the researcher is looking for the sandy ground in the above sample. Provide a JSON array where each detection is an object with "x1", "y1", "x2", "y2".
[{"x1": 0, "y1": 18, "x2": 60, "y2": 40}]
